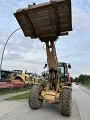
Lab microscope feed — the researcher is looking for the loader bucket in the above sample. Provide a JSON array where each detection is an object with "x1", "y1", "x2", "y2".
[{"x1": 14, "y1": 0, "x2": 72, "y2": 41}]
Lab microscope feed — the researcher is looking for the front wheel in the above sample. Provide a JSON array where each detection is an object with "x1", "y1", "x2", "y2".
[
  {"x1": 28, "y1": 85, "x2": 43, "y2": 109},
  {"x1": 60, "y1": 87, "x2": 72, "y2": 116}
]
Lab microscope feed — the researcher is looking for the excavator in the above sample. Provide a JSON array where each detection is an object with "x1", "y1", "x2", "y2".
[{"x1": 14, "y1": 0, "x2": 72, "y2": 116}]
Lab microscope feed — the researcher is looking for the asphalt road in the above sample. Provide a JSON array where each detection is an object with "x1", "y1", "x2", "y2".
[{"x1": 0, "y1": 84, "x2": 90, "y2": 120}]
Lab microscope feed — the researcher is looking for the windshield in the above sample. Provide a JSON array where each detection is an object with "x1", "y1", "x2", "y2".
[
  {"x1": 58, "y1": 66, "x2": 65, "y2": 78},
  {"x1": 14, "y1": 70, "x2": 22, "y2": 74},
  {"x1": 58, "y1": 66, "x2": 64, "y2": 74}
]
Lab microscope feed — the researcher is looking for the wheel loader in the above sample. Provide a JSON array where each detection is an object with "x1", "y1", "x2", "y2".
[
  {"x1": 14, "y1": 0, "x2": 72, "y2": 116},
  {"x1": 10, "y1": 70, "x2": 31, "y2": 85}
]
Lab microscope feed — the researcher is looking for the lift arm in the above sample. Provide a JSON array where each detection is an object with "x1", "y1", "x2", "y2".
[{"x1": 45, "y1": 40, "x2": 58, "y2": 80}]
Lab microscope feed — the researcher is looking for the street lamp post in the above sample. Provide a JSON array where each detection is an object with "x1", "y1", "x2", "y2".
[{"x1": 0, "y1": 28, "x2": 21, "y2": 71}]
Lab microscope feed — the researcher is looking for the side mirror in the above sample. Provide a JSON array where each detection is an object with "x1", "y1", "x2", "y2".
[
  {"x1": 45, "y1": 63, "x2": 47, "y2": 68},
  {"x1": 68, "y1": 64, "x2": 71, "y2": 69}
]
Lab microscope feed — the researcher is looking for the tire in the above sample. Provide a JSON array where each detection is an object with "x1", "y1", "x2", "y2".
[
  {"x1": 28, "y1": 85, "x2": 43, "y2": 109},
  {"x1": 60, "y1": 87, "x2": 72, "y2": 116}
]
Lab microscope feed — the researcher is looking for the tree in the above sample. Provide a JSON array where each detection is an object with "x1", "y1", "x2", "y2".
[
  {"x1": 70, "y1": 77, "x2": 74, "y2": 82},
  {"x1": 41, "y1": 71, "x2": 49, "y2": 79},
  {"x1": 73, "y1": 74, "x2": 90, "y2": 85}
]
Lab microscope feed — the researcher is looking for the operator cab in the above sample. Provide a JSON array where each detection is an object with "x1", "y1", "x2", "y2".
[
  {"x1": 11, "y1": 70, "x2": 23, "y2": 77},
  {"x1": 58, "y1": 62, "x2": 71, "y2": 83}
]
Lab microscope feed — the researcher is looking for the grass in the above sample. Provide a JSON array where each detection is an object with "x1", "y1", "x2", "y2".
[
  {"x1": 81, "y1": 84, "x2": 90, "y2": 90},
  {"x1": 8, "y1": 92, "x2": 30, "y2": 100},
  {"x1": 0, "y1": 87, "x2": 30, "y2": 95}
]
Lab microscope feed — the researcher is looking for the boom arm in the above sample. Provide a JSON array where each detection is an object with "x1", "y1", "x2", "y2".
[
  {"x1": 45, "y1": 40, "x2": 58, "y2": 83},
  {"x1": 46, "y1": 41, "x2": 58, "y2": 71}
]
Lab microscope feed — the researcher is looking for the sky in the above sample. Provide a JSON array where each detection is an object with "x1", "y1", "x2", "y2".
[{"x1": 0, "y1": 0, "x2": 90, "y2": 78}]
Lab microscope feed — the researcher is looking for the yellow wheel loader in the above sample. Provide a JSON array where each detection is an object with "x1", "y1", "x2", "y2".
[
  {"x1": 29, "y1": 43, "x2": 72, "y2": 116},
  {"x1": 14, "y1": 0, "x2": 72, "y2": 116},
  {"x1": 10, "y1": 70, "x2": 30, "y2": 85}
]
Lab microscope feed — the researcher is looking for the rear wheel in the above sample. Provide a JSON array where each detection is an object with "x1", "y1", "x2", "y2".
[
  {"x1": 28, "y1": 85, "x2": 43, "y2": 109},
  {"x1": 60, "y1": 87, "x2": 72, "y2": 116}
]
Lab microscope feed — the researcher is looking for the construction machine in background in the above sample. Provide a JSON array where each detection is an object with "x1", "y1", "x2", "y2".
[
  {"x1": 25, "y1": 72, "x2": 43, "y2": 85},
  {"x1": 14, "y1": 0, "x2": 72, "y2": 116},
  {"x1": 10, "y1": 70, "x2": 41, "y2": 85},
  {"x1": 10, "y1": 70, "x2": 31, "y2": 85}
]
